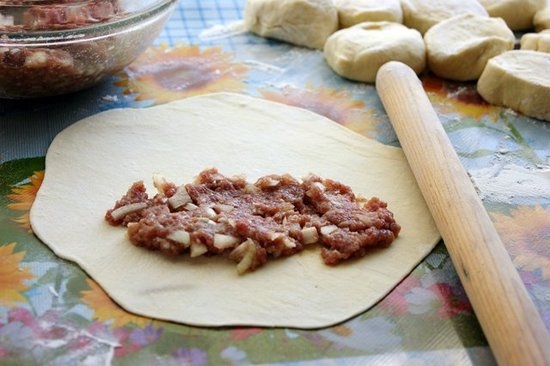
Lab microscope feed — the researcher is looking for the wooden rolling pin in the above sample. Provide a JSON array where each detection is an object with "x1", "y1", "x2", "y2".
[{"x1": 376, "y1": 61, "x2": 550, "y2": 366}]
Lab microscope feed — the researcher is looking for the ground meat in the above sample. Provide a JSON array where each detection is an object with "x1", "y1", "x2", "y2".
[
  {"x1": 0, "y1": 0, "x2": 136, "y2": 98},
  {"x1": 1, "y1": 0, "x2": 120, "y2": 31},
  {"x1": 105, "y1": 168, "x2": 401, "y2": 274},
  {"x1": 0, "y1": 44, "x2": 112, "y2": 97},
  {"x1": 23, "y1": 1, "x2": 120, "y2": 30}
]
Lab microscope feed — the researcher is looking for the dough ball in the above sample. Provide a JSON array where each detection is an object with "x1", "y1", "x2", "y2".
[
  {"x1": 477, "y1": 50, "x2": 550, "y2": 122},
  {"x1": 401, "y1": 0, "x2": 488, "y2": 34},
  {"x1": 243, "y1": 0, "x2": 338, "y2": 49},
  {"x1": 324, "y1": 21, "x2": 425, "y2": 83},
  {"x1": 333, "y1": 0, "x2": 403, "y2": 28},
  {"x1": 478, "y1": 0, "x2": 546, "y2": 30},
  {"x1": 520, "y1": 30, "x2": 550, "y2": 52},
  {"x1": 424, "y1": 14, "x2": 515, "y2": 81},
  {"x1": 534, "y1": 7, "x2": 550, "y2": 31}
]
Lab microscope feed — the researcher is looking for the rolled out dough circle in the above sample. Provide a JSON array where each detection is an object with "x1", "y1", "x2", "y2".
[{"x1": 30, "y1": 92, "x2": 439, "y2": 329}]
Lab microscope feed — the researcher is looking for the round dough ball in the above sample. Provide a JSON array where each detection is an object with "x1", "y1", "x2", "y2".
[
  {"x1": 243, "y1": 0, "x2": 338, "y2": 49},
  {"x1": 520, "y1": 30, "x2": 550, "y2": 53},
  {"x1": 534, "y1": 7, "x2": 550, "y2": 31},
  {"x1": 324, "y1": 21, "x2": 425, "y2": 83},
  {"x1": 477, "y1": 50, "x2": 550, "y2": 122},
  {"x1": 424, "y1": 14, "x2": 515, "y2": 81},
  {"x1": 401, "y1": 0, "x2": 488, "y2": 34},
  {"x1": 333, "y1": 0, "x2": 403, "y2": 28},
  {"x1": 478, "y1": 0, "x2": 546, "y2": 30}
]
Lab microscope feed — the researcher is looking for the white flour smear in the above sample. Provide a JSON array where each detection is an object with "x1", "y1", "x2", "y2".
[
  {"x1": 469, "y1": 164, "x2": 550, "y2": 203},
  {"x1": 199, "y1": 21, "x2": 247, "y2": 41}
]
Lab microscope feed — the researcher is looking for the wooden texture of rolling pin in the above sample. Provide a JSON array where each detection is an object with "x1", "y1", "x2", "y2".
[{"x1": 375, "y1": 61, "x2": 550, "y2": 366}]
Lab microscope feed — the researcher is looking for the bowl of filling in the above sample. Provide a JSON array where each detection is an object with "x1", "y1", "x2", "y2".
[{"x1": 0, "y1": 0, "x2": 178, "y2": 98}]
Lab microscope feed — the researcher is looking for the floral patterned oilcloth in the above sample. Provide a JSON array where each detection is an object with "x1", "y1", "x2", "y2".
[{"x1": 1, "y1": 1, "x2": 550, "y2": 364}]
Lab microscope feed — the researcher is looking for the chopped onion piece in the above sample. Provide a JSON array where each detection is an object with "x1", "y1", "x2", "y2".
[
  {"x1": 167, "y1": 186, "x2": 192, "y2": 209},
  {"x1": 230, "y1": 239, "x2": 256, "y2": 275},
  {"x1": 283, "y1": 237, "x2": 297, "y2": 248},
  {"x1": 312, "y1": 181, "x2": 325, "y2": 191},
  {"x1": 213, "y1": 203, "x2": 233, "y2": 213},
  {"x1": 264, "y1": 177, "x2": 280, "y2": 187},
  {"x1": 289, "y1": 222, "x2": 301, "y2": 231},
  {"x1": 230, "y1": 240, "x2": 246, "y2": 260},
  {"x1": 356, "y1": 214, "x2": 374, "y2": 226},
  {"x1": 267, "y1": 231, "x2": 284, "y2": 241},
  {"x1": 126, "y1": 222, "x2": 139, "y2": 236},
  {"x1": 110, "y1": 202, "x2": 148, "y2": 221},
  {"x1": 152, "y1": 174, "x2": 168, "y2": 194},
  {"x1": 184, "y1": 202, "x2": 198, "y2": 211},
  {"x1": 306, "y1": 181, "x2": 325, "y2": 198},
  {"x1": 160, "y1": 239, "x2": 171, "y2": 251},
  {"x1": 356, "y1": 197, "x2": 368, "y2": 205},
  {"x1": 213, "y1": 234, "x2": 239, "y2": 249},
  {"x1": 320, "y1": 224, "x2": 338, "y2": 236},
  {"x1": 167, "y1": 230, "x2": 191, "y2": 246},
  {"x1": 301, "y1": 227, "x2": 319, "y2": 244},
  {"x1": 190, "y1": 242, "x2": 208, "y2": 257},
  {"x1": 204, "y1": 207, "x2": 217, "y2": 218},
  {"x1": 197, "y1": 217, "x2": 217, "y2": 226},
  {"x1": 244, "y1": 183, "x2": 260, "y2": 194}
]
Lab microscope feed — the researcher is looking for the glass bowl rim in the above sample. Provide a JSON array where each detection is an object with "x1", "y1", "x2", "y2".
[{"x1": 0, "y1": 0, "x2": 179, "y2": 45}]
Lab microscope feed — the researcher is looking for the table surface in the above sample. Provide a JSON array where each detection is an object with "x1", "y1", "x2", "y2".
[{"x1": 1, "y1": 1, "x2": 550, "y2": 365}]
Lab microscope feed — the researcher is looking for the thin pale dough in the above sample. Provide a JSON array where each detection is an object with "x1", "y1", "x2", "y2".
[{"x1": 30, "y1": 93, "x2": 440, "y2": 329}]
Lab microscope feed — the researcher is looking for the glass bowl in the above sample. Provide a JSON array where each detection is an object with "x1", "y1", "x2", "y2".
[{"x1": 0, "y1": 0, "x2": 178, "y2": 98}]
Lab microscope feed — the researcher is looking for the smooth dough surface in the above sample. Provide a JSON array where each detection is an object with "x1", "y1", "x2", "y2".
[
  {"x1": 521, "y1": 29, "x2": 550, "y2": 52},
  {"x1": 477, "y1": 50, "x2": 550, "y2": 122},
  {"x1": 324, "y1": 21, "x2": 425, "y2": 83},
  {"x1": 243, "y1": 0, "x2": 338, "y2": 49},
  {"x1": 333, "y1": 0, "x2": 403, "y2": 28},
  {"x1": 534, "y1": 7, "x2": 550, "y2": 31},
  {"x1": 30, "y1": 93, "x2": 440, "y2": 329},
  {"x1": 478, "y1": 0, "x2": 546, "y2": 30},
  {"x1": 401, "y1": 0, "x2": 488, "y2": 34},
  {"x1": 424, "y1": 14, "x2": 515, "y2": 81}
]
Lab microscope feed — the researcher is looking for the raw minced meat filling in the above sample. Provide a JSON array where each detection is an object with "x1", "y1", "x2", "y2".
[
  {"x1": 0, "y1": 0, "x2": 129, "y2": 98},
  {"x1": 1, "y1": 0, "x2": 120, "y2": 31},
  {"x1": 105, "y1": 168, "x2": 401, "y2": 274}
]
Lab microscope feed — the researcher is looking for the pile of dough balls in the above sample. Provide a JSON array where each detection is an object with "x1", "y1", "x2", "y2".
[{"x1": 243, "y1": 0, "x2": 550, "y2": 122}]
